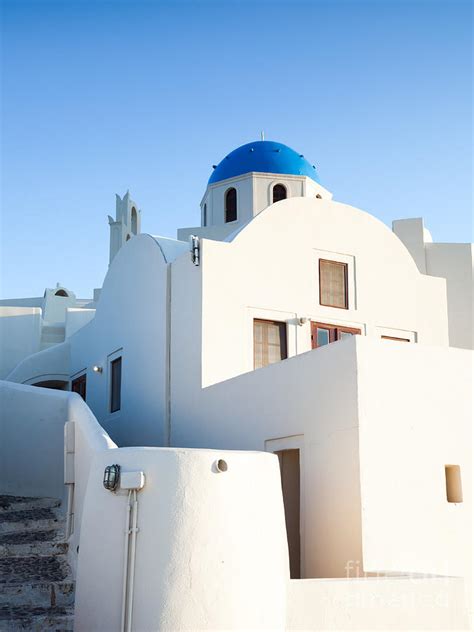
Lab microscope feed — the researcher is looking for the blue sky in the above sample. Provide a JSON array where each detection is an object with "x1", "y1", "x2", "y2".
[{"x1": 1, "y1": 0, "x2": 472, "y2": 298}]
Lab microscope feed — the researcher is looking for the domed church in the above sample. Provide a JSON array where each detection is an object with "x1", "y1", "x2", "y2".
[
  {"x1": 0, "y1": 138, "x2": 472, "y2": 631},
  {"x1": 178, "y1": 140, "x2": 332, "y2": 242}
]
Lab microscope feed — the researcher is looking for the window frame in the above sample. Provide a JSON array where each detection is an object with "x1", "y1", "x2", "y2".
[
  {"x1": 381, "y1": 335, "x2": 410, "y2": 342},
  {"x1": 225, "y1": 187, "x2": 237, "y2": 223},
  {"x1": 71, "y1": 372, "x2": 87, "y2": 400},
  {"x1": 108, "y1": 349, "x2": 123, "y2": 415},
  {"x1": 253, "y1": 318, "x2": 288, "y2": 369},
  {"x1": 318, "y1": 259, "x2": 349, "y2": 310},
  {"x1": 272, "y1": 183, "x2": 287, "y2": 203},
  {"x1": 311, "y1": 321, "x2": 361, "y2": 349}
]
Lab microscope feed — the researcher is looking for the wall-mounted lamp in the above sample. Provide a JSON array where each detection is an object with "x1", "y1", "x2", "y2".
[
  {"x1": 92, "y1": 365, "x2": 103, "y2": 373},
  {"x1": 103, "y1": 464, "x2": 121, "y2": 491},
  {"x1": 298, "y1": 317, "x2": 309, "y2": 326}
]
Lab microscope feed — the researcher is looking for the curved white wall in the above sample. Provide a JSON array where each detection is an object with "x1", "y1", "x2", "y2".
[
  {"x1": 69, "y1": 234, "x2": 171, "y2": 447},
  {"x1": 187, "y1": 197, "x2": 450, "y2": 387},
  {"x1": 75, "y1": 448, "x2": 289, "y2": 631}
]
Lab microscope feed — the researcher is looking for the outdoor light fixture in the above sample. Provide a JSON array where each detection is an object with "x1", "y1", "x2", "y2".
[
  {"x1": 298, "y1": 317, "x2": 309, "y2": 326},
  {"x1": 92, "y1": 365, "x2": 103, "y2": 373},
  {"x1": 103, "y1": 464, "x2": 121, "y2": 491}
]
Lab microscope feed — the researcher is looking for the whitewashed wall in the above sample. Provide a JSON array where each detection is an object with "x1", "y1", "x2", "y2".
[
  {"x1": 0, "y1": 307, "x2": 41, "y2": 378},
  {"x1": 287, "y1": 576, "x2": 468, "y2": 630},
  {"x1": 0, "y1": 380, "x2": 69, "y2": 498},
  {"x1": 393, "y1": 218, "x2": 473, "y2": 350},
  {"x1": 171, "y1": 328, "x2": 472, "y2": 587},
  {"x1": 357, "y1": 338, "x2": 472, "y2": 606},
  {"x1": 68, "y1": 234, "x2": 172, "y2": 447},
  {"x1": 194, "y1": 198, "x2": 449, "y2": 388},
  {"x1": 75, "y1": 447, "x2": 289, "y2": 632},
  {"x1": 425, "y1": 242, "x2": 473, "y2": 350}
]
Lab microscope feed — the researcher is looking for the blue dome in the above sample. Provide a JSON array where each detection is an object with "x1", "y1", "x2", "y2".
[{"x1": 208, "y1": 140, "x2": 320, "y2": 184}]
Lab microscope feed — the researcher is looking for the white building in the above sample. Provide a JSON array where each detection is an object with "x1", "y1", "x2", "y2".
[{"x1": 0, "y1": 139, "x2": 472, "y2": 630}]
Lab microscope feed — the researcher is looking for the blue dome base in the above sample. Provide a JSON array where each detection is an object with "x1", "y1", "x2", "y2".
[{"x1": 208, "y1": 141, "x2": 320, "y2": 185}]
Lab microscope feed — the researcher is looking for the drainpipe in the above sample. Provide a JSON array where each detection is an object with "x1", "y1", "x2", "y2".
[
  {"x1": 64, "y1": 421, "x2": 75, "y2": 538},
  {"x1": 118, "y1": 472, "x2": 145, "y2": 632},
  {"x1": 165, "y1": 264, "x2": 172, "y2": 447}
]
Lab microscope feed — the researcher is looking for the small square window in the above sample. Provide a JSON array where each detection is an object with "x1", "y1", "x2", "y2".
[{"x1": 319, "y1": 259, "x2": 348, "y2": 309}]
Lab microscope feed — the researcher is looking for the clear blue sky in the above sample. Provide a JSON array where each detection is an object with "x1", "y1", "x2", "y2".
[{"x1": 1, "y1": 0, "x2": 472, "y2": 298}]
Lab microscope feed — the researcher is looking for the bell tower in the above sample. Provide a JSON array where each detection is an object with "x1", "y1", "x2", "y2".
[{"x1": 108, "y1": 191, "x2": 141, "y2": 264}]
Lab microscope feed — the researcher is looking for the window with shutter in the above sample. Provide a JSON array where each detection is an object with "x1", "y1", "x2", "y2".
[
  {"x1": 254, "y1": 320, "x2": 288, "y2": 369},
  {"x1": 319, "y1": 259, "x2": 348, "y2": 309}
]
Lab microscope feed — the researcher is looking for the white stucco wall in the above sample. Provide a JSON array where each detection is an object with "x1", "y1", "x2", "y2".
[
  {"x1": 425, "y1": 242, "x2": 473, "y2": 350},
  {"x1": 75, "y1": 446, "x2": 289, "y2": 632},
  {"x1": 179, "y1": 172, "x2": 332, "y2": 242},
  {"x1": 0, "y1": 306, "x2": 41, "y2": 378},
  {"x1": 393, "y1": 218, "x2": 473, "y2": 350},
  {"x1": 193, "y1": 197, "x2": 448, "y2": 388},
  {"x1": 65, "y1": 308, "x2": 95, "y2": 339},
  {"x1": 0, "y1": 380, "x2": 70, "y2": 498},
  {"x1": 68, "y1": 234, "x2": 173, "y2": 447},
  {"x1": 6, "y1": 341, "x2": 70, "y2": 385},
  {"x1": 287, "y1": 576, "x2": 468, "y2": 630},
  {"x1": 171, "y1": 324, "x2": 472, "y2": 586},
  {"x1": 357, "y1": 339, "x2": 472, "y2": 593},
  {"x1": 171, "y1": 322, "x2": 363, "y2": 579}
]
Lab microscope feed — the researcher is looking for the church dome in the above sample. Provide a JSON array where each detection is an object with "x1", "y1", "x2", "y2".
[{"x1": 208, "y1": 140, "x2": 320, "y2": 184}]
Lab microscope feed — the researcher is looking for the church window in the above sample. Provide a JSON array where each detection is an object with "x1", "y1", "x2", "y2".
[
  {"x1": 254, "y1": 319, "x2": 287, "y2": 369},
  {"x1": 110, "y1": 356, "x2": 122, "y2": 413},
  {"x1": 311, "y1": 321, "x2": 361, "y2": 348},
  {"x1": 319, "y1": 259, "x2": 348, "y2": 309},
  {"x1": 203, "y1": 203, "x2": 207, "y2": 227},
  {"x1": 273, "y1": 184, "x2": 287, "y2": 203},
  {"x1": 225, "y1": 188, "x2": 237, "y2": 223},
  {"x1": 55, "y1": 289, "x2": 69, "y2": 297},
  {"x1": 131, "y1": 207, "x2": 138, "y2": 234},
  {"x1": 71, "y1": 373, "x2": 87, "y2": 401}
]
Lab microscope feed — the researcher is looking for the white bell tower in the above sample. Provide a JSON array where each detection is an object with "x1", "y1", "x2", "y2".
[{"x1": 108, "y1": 191, "x2": 142, "y2": 264}]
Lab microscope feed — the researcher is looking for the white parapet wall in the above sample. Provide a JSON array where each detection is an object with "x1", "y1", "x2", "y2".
[
  {"x1": 287, "y1": 576, "x2": 468, "y2": 630},
  {"x1": 74, "y1": 446, "x2": 289, "y2": 631},
  {"x1": 0, "y1": 380, "x2": 70, "y2": 499}
]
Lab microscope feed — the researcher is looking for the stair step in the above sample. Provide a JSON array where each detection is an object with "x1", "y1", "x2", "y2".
[
  {"x1": 0, "y1": 497, "x2": 61, "y2": 513},
  {"x1": 1, "y1": 507, "x2": 58, "y2": 523},
  {"x1": 0, "y1": 496, "x2": 74, "y2": 628},
  {"x1": 0, "y1": 554, "x2": 70, "y2": 585},
  {"x1": 0, "y1": 580, "x2": 75, "y2": 607},
  {"x1": 0, "y1": 517, "x2": 61, "y2": 535},
  {"x1": 0, "y1": 540, "x2": 68, "y2": 558},
  {"x1": 0, "y1": 529, "x2": 64, "y2": 546},
  {"x1": 0, "y1": 605, "x2": 74, "y2": 631}
]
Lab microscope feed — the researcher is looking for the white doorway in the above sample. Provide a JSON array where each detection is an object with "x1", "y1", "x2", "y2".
[{"x1": 265, "y1": 435, "x2": 304, "y2": 579}]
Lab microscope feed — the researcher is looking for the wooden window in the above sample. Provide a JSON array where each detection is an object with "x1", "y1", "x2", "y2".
[
  {"x1": 254, "y1": 319, "x2": 287, "y2": 369},
  {"x1": 110, "y1": 357, "x2": 122, "y2": 413},
  {"x1": 311, "y1": 321, "x2": 361, "y2": 349},
  {"x1": 71, "y1": 373, "x2": 87, "y2": 400},
  {"x1": 319, "y1": 259, "x2": 348, "y2": 309},
  {"x1": 225, "y1": 188, "x2": 237, "y2": 223},
  {"x1": 381, "y1": 335, "x2": 410, "y2": 342},
  {"x1": 273, "y1": 184, "x2": 287, "y2": 203}
]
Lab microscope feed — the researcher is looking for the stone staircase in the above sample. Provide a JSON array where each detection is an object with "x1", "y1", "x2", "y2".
[{"x1": 0, "y1": 495, "x2": 74, "y2": 631}]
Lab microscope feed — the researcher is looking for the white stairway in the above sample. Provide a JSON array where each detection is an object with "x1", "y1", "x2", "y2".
[{"x1": 0, "y1": 495, "x2": 75, "y2": 631}]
